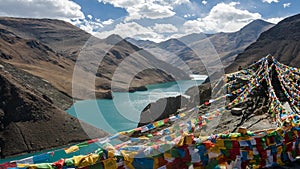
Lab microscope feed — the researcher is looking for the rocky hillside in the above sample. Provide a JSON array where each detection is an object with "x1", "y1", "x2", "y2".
[
  {"x1": 0, "y1": 66, "x2": 107, "y2": 158},
  {"x1": 0, "y1": 17, "x2": 190, "y2": 158},
  {"x1": 128, "y1": 19, "x2": 274, "y2": 74},
  {"x1": 137, "y1": 13, "x2": 300, "y2": 140},
  {"x1": 202, "y1": 19, "x2": 274, "y2": 67},
  {"x1": 226, "y1": 14, "x2": 300, "y2": 73},
  {"x1": 0, "y1": 17, "x2": 188, "y2": 100},
  {"x1": 136, "y1": 14, "x2": 300, "y2": 136}
]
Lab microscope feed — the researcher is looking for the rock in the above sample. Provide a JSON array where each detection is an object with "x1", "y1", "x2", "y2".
[
  {"x1": 41, "y1": 94, "x2": 53, "y2": 104},
  {"x1": 0, "y1": 52, "x2": 12, "y2": 60},
  {"x1": 231, "y1": 107, "x2": 244, "y2": 116},
  {"x1": 0, "y1": 108, "x2": 4, "y2": 117},
  {"x1": 0, "y1": 72, "x2": 108, "y2": 158},
  {"x1": 95, "y1": 91, "x2": 113, "y2": 99},
  {"x1": 128, "y1": 86, "x2": 147, "y2": 93},
  {"x1": 185, "y1": 82, "x2": 212, "y2": 108},
  {"x1": 0, "y1": 64, "x2": 4, "y2": 71},
  {"x1": 137, "y1": 95, "x2": 189, "y2": 127}
]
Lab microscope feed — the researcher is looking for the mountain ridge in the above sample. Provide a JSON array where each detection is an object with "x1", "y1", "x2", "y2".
[
  {"x1": 0, "y1": 17, "x2": 189, "y2": 100},
  {"x1": 226, "y1": 14, "x2": 300, "y2": 73},
  {"x1": 127, "y1": 19, "x2": 274, "y2": 74}
]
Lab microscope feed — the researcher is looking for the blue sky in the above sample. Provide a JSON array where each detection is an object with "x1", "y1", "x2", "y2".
[{"x1": 0, "y1": 0, "x2": 299, "y2": 42}]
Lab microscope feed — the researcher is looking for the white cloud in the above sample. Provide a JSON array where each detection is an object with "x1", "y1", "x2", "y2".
[
  {"x1": 95, "y1": 22, "x2": 165, "y2": 42},
  {"x1": 98, "y1": 0, "x2": 191, "y2": 21},
  {"x1": 182, "y1": 2, "x2": 261, "y2": 33},
  {"x1": 87, "y1": 15, "x2": 93, "y2": 20},
  {"x1": 262, "y1": 0, "x2": 279, "y2": 3},
  {"x1": 126, "y1": 3, "x2": 175, "y2": 21},
  {"x1": 99, "y1": 0, "x2": 189, "y2": 8},
  {"x1": 202, "y1": 0, "x2": 208, "y2": 5},
  {"x1": 183, "y1": 14, "x2": 195, "y2": 18},
  {"x1": 283, "y1": 3, "x2": 291, "y2": 8},
  {"x1": 99, "y1": 0, "x2": 138, "y2": 8},
  {"x1": 265, "y1": 17, "x2": 284, "y2": 24},
  {"x1": 0, "y1": 0, "x2": 84, "y2": 20},
  {"x1": 71, "y1": 18, "x2": 113, "y2": 34},
  {"x1": 152, "y1": 24, "x2": 178, "y2": 33},
  {"x1": 71, "y1": 19, "x2": 103, "y2": 34},
  {"x1": 91, "y1": 1, "x2": 266, "y2": 42},
  {"x1": 103, "y1": 19, "x2": 114, "y2": 25},
  {"x1": 156, "y1": 0, "x2": 190, "y2": 6},
  {"x1": 182, "y1": 20, "x2": 205, "y2": 34}
]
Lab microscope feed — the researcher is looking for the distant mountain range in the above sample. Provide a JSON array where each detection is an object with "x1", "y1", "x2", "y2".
[
  {"x1": 226, "y1": 14, "x2": 300, "y2": 73},
  {"x1": 127, "y1": 19, "x2": 274, "y2": 74},
  {"x1": 0, "y1": 17, "x2": 189, "y2": 100}
]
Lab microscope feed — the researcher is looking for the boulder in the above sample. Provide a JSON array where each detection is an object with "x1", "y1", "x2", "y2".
[{"x1": 137, "y1": 95, "x2": 189, "y2": 127}]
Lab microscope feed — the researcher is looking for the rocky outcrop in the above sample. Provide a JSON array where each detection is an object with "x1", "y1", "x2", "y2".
[
  {"x1": 0, "y1": 61, "x2": 72, "y2": 110},
  {"x1": 137, "y1": 96, "x2": 189, "y2": 127},
  {"x1": 185, "y1": 82, "x2": 212, "y2": 108},
  {"x1": 137, "y1": 81, "x2": 213, "y2": 128},
  {"x1": 0, "y1": 71, "x2": 108, "y2": 158}
]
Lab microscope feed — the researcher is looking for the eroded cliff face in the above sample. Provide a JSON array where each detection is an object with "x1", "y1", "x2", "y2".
[{"x1": 0, "y1": 70, "x2": 107, "y2": 158}]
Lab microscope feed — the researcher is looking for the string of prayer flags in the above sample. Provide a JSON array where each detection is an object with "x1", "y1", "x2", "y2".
[{"x1": 4, "y1": 55, "x2": 300, "y2": 169}]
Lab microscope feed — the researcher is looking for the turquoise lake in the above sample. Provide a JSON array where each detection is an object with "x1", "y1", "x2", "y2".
[
  {"x1": 0, "y1": 76, "x2": 206, "y2": 163},
  {"x1": 67, "y1": 78, "x2": 206, "y2": 134}
]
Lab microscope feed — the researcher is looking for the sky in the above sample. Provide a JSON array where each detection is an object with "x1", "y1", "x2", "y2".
[{"x1": 0, "y1": 0, "x2": 299, "y2": 42}]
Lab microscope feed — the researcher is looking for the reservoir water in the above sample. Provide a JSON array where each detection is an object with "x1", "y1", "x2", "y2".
[
  {"x1": 0, "y1": 76, "x2": 206, "y2": 163},
  {"x1": 67, "y1": 77, "x2": 206, "y2": 134}
]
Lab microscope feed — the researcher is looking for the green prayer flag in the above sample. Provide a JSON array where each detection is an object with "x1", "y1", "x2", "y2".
[
  {"x1": 65, "y1": 158, "x2": 74, "y2": 166},
  {"x1": 224, "y1": 140, "x2": 233, "y2": 149}
]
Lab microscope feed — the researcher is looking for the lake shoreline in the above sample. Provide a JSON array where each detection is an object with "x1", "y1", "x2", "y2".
[{"x1": 66, "y1": 78, "x2": 207, "y2": 134}]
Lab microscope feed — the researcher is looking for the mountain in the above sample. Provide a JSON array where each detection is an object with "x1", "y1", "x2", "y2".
[
  {"x1": 226, "y1": 14, "x2": 300, "y2": 73},
  {"x1": 0, "y1": 17, "x2": 189, "y2": 100},
  {"x1": 125, "y1": 38, "x2": 157, "y2": 48},
  {"x1": 128, "y1": 19, "x2": 274, "y2": 74},
  {"x1": 203, "y1": 19, "x2": 274, "y2": 66},
  {"x1": 0, "y1": 62, "x2": 107, "y2": 158},
  {"x1": 0, "y1": 17, "x2": 190, "y2": 157}
]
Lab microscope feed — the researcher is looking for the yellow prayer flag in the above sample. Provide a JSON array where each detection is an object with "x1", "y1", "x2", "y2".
[
  {"x1": 248, "y1": 151, "x2": 254, "y2": 159},
  {"x1": 179, "y1": 113, "x2": 186, "y2": 118},
  {"x1": 64, "y1": 145, "x2": 79, "y2": 154},
  {"x1": 17, "y1": 164, "x2": 30, "y2": 168},
  {"x1": 102, "y1": 158, "x2": 117, "y2": 169},
  {"x1": 121, "y1": 150, "x2": 138, "y2": 169},
  {"x1": 177, "y1": 136, "x2": 185, "y2": 147},
  {"x1": 108, "y1": 150, "x2": 115, "y2": 158},
  {"x1": 210, "y1": 146, "x2": 220, "y2": 154},
  {"x1": 154, "y1": 158, "x2": 160, "y2": 169},
  {"x1": 215, "y1": 139, "x2": 224, "y2": 147},
  {"x1": 73, "y1": 154, "x2": 99, "y2": 168},
  {"x1": 27, "y1": 165, "x2": 37, "y2": 169},
  {"x1": 164, "y1": 152, "x2": 172, "y2": 159},
  {"x1": 138, "y1": 136, "x2": 150, "y2": 140},
  {"x1": 185, "y1": 135, "x2": 193, "y2": 145}
]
